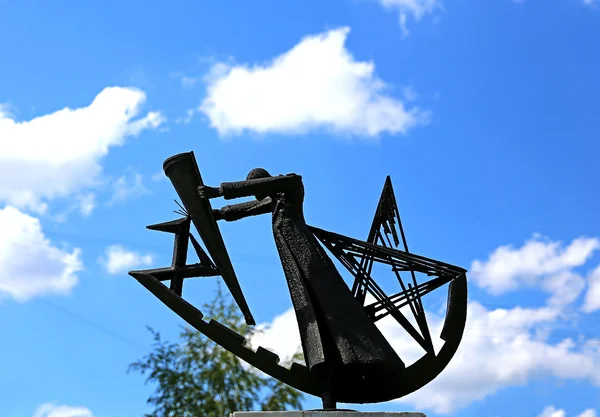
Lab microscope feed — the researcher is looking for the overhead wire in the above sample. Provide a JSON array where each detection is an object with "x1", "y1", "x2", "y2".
[
  {"x1": 2, "y1": 276, "x2": 599, "y2": 360},
  {"x1": 2, "y1": 228, "x2": 599, "y2": 354},
  {"x1": 1, "y1": 282, "x2": 148, "y2": 352}
]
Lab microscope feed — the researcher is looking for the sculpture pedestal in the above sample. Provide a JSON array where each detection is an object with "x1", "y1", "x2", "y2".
[{"x1": 231, "y1": 412, "x2": 425, "y2": 417}]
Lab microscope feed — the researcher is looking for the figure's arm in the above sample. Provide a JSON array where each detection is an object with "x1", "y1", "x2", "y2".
[
  {"x1": 219, "y1": 174, "x2": 301, "y2": 200},
  {"x1": 213, "y1": 197, "x2": 273, "y2": 222}
]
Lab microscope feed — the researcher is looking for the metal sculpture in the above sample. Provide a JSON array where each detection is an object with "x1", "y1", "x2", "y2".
[{"x1": 130, "y1": 151, "x2": 468, "y2": 411}]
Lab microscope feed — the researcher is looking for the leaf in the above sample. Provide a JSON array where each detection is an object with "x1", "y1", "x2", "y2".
[{"x1": 129, "y1": 283, "x2": 304, "y2": 416}]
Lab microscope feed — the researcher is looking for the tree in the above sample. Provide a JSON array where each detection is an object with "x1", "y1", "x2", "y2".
[{"x1": 129, "y1": 284, "x2": 304, "y2": 417}]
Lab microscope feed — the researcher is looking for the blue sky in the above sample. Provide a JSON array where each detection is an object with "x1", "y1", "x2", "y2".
[{"x1": 1, "y1": 0, "x2": 599, "y2": 416}]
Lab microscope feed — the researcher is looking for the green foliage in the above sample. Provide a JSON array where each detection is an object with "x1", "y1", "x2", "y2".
[{"x1": 129, "y1": 284, "x2": 304, "y2": 417}]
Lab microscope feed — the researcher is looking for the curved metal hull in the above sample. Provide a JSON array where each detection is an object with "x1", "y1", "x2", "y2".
[{"x1": 130, "y1": 258, "x2": 467, "y2": 404}]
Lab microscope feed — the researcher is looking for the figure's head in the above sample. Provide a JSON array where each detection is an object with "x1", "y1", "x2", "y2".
[
  {"x1": 247, "y1": 168, "x2": 271, "y2": 200},
  {"x1": 246, "y1": 168, "x2": 271, "y2": 181}
]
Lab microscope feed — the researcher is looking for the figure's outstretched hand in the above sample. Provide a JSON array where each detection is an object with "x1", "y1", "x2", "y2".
[
  {"x1": 198, "y1": 185, "x2": 223, "y2": 200},
  {"x1": 212, "y1": 209, "x2": 223, "y2": 221}
]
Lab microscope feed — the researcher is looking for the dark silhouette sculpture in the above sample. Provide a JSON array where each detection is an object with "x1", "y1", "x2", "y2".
[{"x1": 130, "y1": 151, "x2": 468, "y2": 411}]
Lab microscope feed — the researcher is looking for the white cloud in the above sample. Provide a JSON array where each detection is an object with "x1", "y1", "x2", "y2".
[
  {"x1": 174, "y1": 108, "x2": 196, "y2": 125},
  {"x1": 151, "y1": 170, "x2": 166, "y2": 182},
  {"x1": 107, "y1": 170, "x2": 148, "y2": 205},
  {"x1": 170, "y1": 72, "x2": 200, "y2": 89},
  {"x1": 537, "y1": 406, "x2": 597, "y2": 417},
  {"x1": 578, "y1": 409, "x2": 598, "y2": 417},
  {"x1": 76, "y1": 193, "x2": 96, "y2": 216},
  {"x1": 378, "y1": 0, "x2": 440, "y2": 19},
  {"x1": 403, "y1": 86, "x2": 419, "y2": 102},
  {"x1": 100, "y1": 244, "x2": 153, "y2": 275},
  {"x1": 539, "y1": 406, "x2": 567, "y2": 417},
  {"x1": 180, "y1": 76, "x2": 199, "y2": 89},
  {"x1": 200, "y1": 27, "x2": 429, "y2": 138},
  {"x1": 251, "y1": 301, "x2": 600, "y2": 414},
  {"x1": 0, "y1": 206, "x2": 83, "y2": 302},
  {"x1": 0, "y1": 102, "x2": 15, "y2": 119},
  {"x1": 397, "y1": 303, "x2": 600, "y2": 413},
  {"x1": 377, "y1": 0, "x2": 442, "y2": 36},
  {"x1": 50, "y1": 192, "x2": 98, "y2": 224},
  {"x1": 471, "y1": 234, "x2": 599, "y2": 297},
  {"x1": 0, "y1": 87, "x2": 164, "y2": 214},
  {"x1": 249, "y1": 234, "x2": 600, "y2": 414},
  {"x1": 249, "y1": 308, "x2": 302, "y2": 364},
  {"x1": 33, "y1": 403, "x2": 94, "y2": 417},
  {"x1": 582, "y1": 265, "x2": 600, "y2": 313},
  {"x1": 583, "y1": 0, "x2": 595, "y2": 7},
  {"x1": 542, "y1": 271, "x2": 587, "y2": 308}
]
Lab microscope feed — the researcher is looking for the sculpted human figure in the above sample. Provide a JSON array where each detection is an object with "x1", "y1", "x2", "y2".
[
  {"x1": 132, "y1": 152, "x2": 469, "y2": 407},
  {"x1": 198, "y1": 169, "x2": 406, "y2": 402}
]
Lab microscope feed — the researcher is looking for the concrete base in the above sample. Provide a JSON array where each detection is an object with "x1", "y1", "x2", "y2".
[{"x1": 231, "y1": 412, "x2": 425, "y2": 417}]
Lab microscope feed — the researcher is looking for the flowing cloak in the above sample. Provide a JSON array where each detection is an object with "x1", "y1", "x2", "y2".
[{"x1": 217, "y1": 173, "x2": 405, "y2": 382}]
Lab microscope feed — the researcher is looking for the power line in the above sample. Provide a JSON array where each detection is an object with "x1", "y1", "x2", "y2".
[
  {"x1": 2, "y1": 228, "x2": 599, "y2": 355},
  {"x1": 37, "y1": 297, "x2": 149, "y2": 351},
  {"x1": 2, "y1": 282, "x2": 148, "y2": 352},
  {"x1": 43, "y1": 229, "x2": 280, "y2": 264},
  {"x1": 3, "y1": 277, "x2": 600, "y2": 360}
]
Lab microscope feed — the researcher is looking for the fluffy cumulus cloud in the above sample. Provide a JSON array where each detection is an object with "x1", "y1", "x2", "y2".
[
  {"x1": 32, "y1": 403, "x2": 94, "y2": 417},
  {"x1": 200, "y1": 27, "x2": 429, "y2": 138},
  {"x1": 99, "y1": 244, "x2": 153, "y2": 275},
  {"x1": 537, "y1": 406, "x2": 597, "y2": 417},
  {"x1": 250, "y1": 308, "x2": 302, "y2": 364},
  {"x1": 377, "y1": 0, "x2": 441, "y2": 36},
  {"x1": 250, "y1": 300, "x2": 600, "y2": 414},
  {"x1": 470, "y1": 234, "x2": 599, "y2": 302},
  {"x1": 0, "y1": 87, "x2": 164, "y2": 214},
  {"x1": 398, "y1": 304, "x2": 600, "y2": 413},
  {"x1": 582, "y1": 265, "x2": 600, "y2": 313},
  {"x1": 0, "y1": 87, "x2": 163, "y2": 302},
  {"x1": 248, "y1": 234, "x2": 600, "y2": 414},
  {"x1": 0, "y1": 206, "x2": 83, "y2": 302}
]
